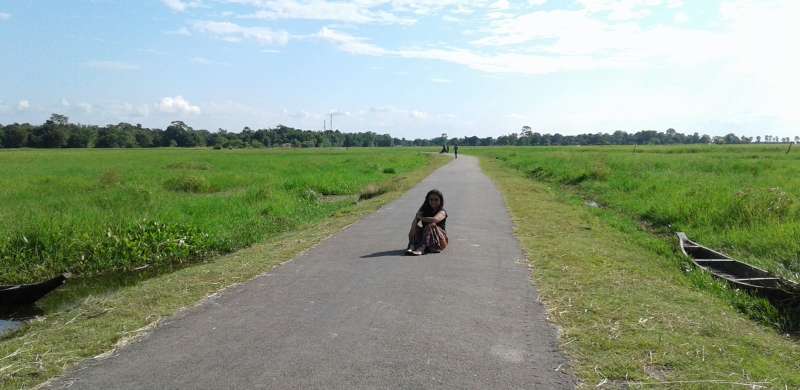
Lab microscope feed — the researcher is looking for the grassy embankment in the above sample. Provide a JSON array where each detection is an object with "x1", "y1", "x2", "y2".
[
  {"x1": 470, "y1": 145, "x2": 800, "y2": 388},
  {"x1": 0, "y1": 148, "x2": 436, "y2": 283},
  {"x1": 0, "y1": 148, "x2": 446, "y2": 389}
]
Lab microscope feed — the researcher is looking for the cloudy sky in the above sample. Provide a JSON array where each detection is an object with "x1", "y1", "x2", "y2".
[{"x1": 0, "y1": 0, "x2": 797, "y2": 138}]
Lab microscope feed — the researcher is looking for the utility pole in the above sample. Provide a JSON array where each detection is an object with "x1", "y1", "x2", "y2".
[
  {"x1": 330, "y1": 113, "x2": 334, "y2": 130},
  {"x1": 324, "y1": 120, "x2": 326, "y2": 131}
]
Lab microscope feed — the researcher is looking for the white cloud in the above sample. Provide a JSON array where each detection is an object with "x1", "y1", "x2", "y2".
[
  {"x1": 158, "y1": 96, "x2": 201, "y2": 115},
  {"x1": 431, "y1": 78, "x2": 452, "y2": 83},
  {"x1": 674, "y1": 11, "x2": 688, "y2": 23},
  {"x1": 193, "y1": 21, "x2": 289, "y2": 45},
  {"x1": 77, "y1": 102, "x2": 93, "y2": 114},
  {"x1": 56, "y1": 98, "x2": 93, "y2": 114},
  {"x1": 368, "y1": 106, "x2": 395, "y2": 113},
  {"x1": 409, "y1": 110, "x2": 428, "y2": 119},
  {"x1": 85, "y1": 61, "x2": 141, "y2": 71},
  {"x1": 17, "y1": 100, "x2": 30, "y2": 111},
  {"x1": 319, "y1": 5, "x2": 773, "y2": 78},
  {"x1": 288, "y1": 110, "x2": 311, "y2": 119},
  {"x1": 666, "y1": 0, "x2": 683, "y2": 8},
  {"x1": 442, "y1": 14, "x2": 461, "y2": 22},
  {"x1": 0, "y1": 12, "x2": 10, "y2": 21},
  {"x1": 528, "y1": 0, "x2": 546, "y2": 5},
  {"x1": 220, "y1": 0, "x2": 498, "y2": 25},
  {"x1": 577, "y1": 0, "x2": 664, "y2": 21},
  {"x1": 487, "y1": 11, "x2": 513, "y2": 20},
  {"x1": 109, "y1": 102, "x2": 151, "y2": 118},
  {"x1": 190, "y1": 56, "x2": 230, "y2": 66},
  {"x1": 489, "y1": 0, "x2": 510, "y2": 10},
  {"x1": 318, "y1": 28, "x2": 631, "y2": 75},
  {"x1": 328, "y1": 109, "x2": 350, "y2": 116},
  {"x1": 451, "y1": 5, "x2": 476, "y2": 15},
  {"x1": 316, "y1": 27, "x2": 387, "y2": 56},
  {"x1": 161, "y1": 0, "x2": 201, "y2": 12},
  {"x1": 716, "y1": 0, "x2": 800, "y2": 128},
  {"x1": 165, "y1": 27, "x2": 192, "y2": 36},
  {"x1": 236, "y1": 0, "x2": 415, "y2": 25},
  {"x1": 190, "y1": 57, "x2": 212, "y2": 64}
]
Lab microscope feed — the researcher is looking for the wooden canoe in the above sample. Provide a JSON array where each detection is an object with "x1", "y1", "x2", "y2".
[
  {"x1": 0, "y1": 274, "x2": 67, "y2": 307},
  {"x1": 677, "y1": 232, "x2": 799, "y2": 296}
]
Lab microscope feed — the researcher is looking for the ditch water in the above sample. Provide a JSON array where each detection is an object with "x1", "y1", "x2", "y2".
[
  {"x1": 0, "y1": 262, "x2": 193, "y2": 340},
  {"x1": 0, "y1": 319, "x2": 22, "y2": 336},
  {"x1": 0, "y1": 306, "x2": 41, "y2": 337}
]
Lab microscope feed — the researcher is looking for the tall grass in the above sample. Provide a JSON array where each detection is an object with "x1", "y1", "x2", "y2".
[
  {"x1": 474, "y1": 145, "x2": 800, "y2": 283},
  {"x1": 0, "y1": 148, "x2": 432, "y2": 283}
]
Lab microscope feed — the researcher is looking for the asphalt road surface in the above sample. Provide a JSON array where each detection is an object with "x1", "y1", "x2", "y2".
[{"x1": 51, "y1": 155, "x2": 574, "y2": 389}]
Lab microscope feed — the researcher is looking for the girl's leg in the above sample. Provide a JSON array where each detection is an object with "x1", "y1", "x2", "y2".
[
  {"x1": 409, "y1": 225, "x2": 426, "y2": 255},
  {"x1": 408, "y1": 225, "x2": 422, "y2": 250}
]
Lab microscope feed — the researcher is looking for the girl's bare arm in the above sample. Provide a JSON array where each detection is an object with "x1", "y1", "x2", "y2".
[{"x1": 421, "y1": 210, "x2": 446, "y2": 224}]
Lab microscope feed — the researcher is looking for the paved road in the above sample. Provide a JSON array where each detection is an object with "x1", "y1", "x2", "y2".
[{"x1": 51, "y1": 156, "x2": 574, "y2": 389}]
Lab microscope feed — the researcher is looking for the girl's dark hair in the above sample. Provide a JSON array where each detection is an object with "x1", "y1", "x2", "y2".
[{"x1": 418, "y1": 189, "x2": 445, "y2": 217}]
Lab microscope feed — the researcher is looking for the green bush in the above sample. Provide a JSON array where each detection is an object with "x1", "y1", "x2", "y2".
[
  {"x1": 0, "y1": 220, "x2": 221, "y2": 282},
  {"x1": 164, "y1": 175, "x2": 215, "y2": 193}
]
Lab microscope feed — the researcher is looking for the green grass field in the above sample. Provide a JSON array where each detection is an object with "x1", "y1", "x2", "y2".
[
  {"x1": 469, "y1": 145, "x2": 800, "y2": 331},
  {"x1": 0, "y1": 148, "x2": 435, "y2": 283},
  {"x1": 472, "y1": 150, "x2": 800, "y2": 387},
  {"x1": 472, "y1": 145, "x2": 800, "y2": 282}
]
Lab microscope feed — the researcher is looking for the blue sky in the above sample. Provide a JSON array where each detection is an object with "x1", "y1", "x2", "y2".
[{"x1": 0, "y1": 0, "x2": 797, "y2": 139}]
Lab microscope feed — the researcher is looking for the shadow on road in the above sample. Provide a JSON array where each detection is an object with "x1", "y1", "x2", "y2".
[{"x1": 360, "y1": 249, "x2": 407, "y2": 258}]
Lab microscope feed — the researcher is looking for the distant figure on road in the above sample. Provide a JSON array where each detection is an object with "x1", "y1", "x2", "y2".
[
  {"x1": 454, "y1": 144, "x2": 459, "y2": 159},
  {"x1": 406, "y1": 189, "x2": 448, "y2": 256}
]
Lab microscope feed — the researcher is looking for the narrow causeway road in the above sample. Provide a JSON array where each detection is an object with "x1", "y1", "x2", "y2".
[{"x1": 51, "y1": 155, "x2": 574, "y2": 389}]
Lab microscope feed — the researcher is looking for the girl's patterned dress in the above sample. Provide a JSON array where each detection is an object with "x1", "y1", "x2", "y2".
[{"x1": 411, "y1": 210, "x2": 448, "y2": 253}]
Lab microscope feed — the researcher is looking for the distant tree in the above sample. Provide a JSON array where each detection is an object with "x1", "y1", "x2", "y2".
[
  {"x1": 96, "y1": 125, "x2": 135, "y2": 148},
  {"x1": 134, "y1": 129, "x2": 154, "y2": 147},
  {"x1": 66, "y1": 127, "x2": 96, "y2": 148},
  {"x1": 48, "y1": 113, "x2": 69, "y2": 126},
  {"x1": 164, "y1": 121, "x2": 197, "y2": 147},
  {"x1": 2, "y1": 124, "x2": 31, "y2": 147},
  {"x1": 723, "y1": 133, "x2": 741, "y2": 144},
  {"x1": 32, "y1": 116, "x2": 69, "y2": 148}
]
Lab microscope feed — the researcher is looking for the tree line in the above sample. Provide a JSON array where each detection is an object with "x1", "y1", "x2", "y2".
[
  {"x1": 0, "y1": 114, "x2": 399, "y2": 149},
  {"x1": 439, "y1": 127, "x2": 798, "y2": 147},
  {"x1": 1, "y1": 114, "x2": 795, "y2": 149}
]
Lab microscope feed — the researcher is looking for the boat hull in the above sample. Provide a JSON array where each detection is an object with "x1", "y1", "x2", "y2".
[
  {"x1": 676, "y1": 233, "x2": 799, "y2": 297},
  {"x1": 0, "y1": 275, "x2": 67, "y2": 307}
]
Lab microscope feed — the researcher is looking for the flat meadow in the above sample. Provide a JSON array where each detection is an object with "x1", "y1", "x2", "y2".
[
  {"x1": 472, "y1": 147, "x2": 800, "y2": 387},
  {"x1": 0, "y1": 148, "x2": 435, "y2": 284},
  {"x1": 472, "y1": 144, "x2": 800, "y2": 283}
]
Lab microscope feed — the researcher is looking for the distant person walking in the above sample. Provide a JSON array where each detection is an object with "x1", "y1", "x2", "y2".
[
  {"x1": 454, "y1": 144, "x2": 459, "y2": 159},
  {"x1": 406, "y1": 189, "x2": 448, "y2": 255}
]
